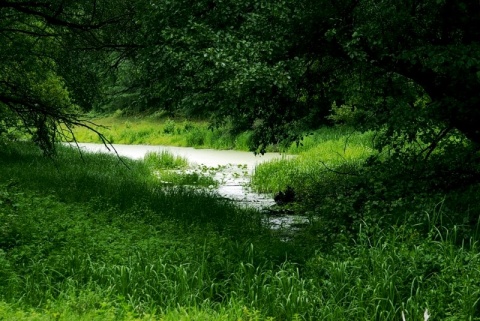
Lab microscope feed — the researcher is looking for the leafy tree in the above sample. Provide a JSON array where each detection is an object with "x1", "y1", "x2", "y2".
[
  {"x1": 119, "y1": 0, "x2": 479, "y2": 155},
  {"x1": 103, "y1": 0, "x2": 314, "y2": 150},
  {"x1": 0, "y1": 0, "x2": 137, "y2": 154},
  {"x1": 2, "y1": 0, "x2": 479, "y2": 159},
  {"x1": 327, "y1": 0, "x2": 480, "y2": 153}
]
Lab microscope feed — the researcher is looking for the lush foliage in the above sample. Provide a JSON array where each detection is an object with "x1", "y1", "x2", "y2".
[
  {"x1": 103, "y1": 0, "x2": 480, "y2": 156},
  {"x1": 0, "y1": 0, "x2": 137, "y2": 154},
  {"x1": 253, "y1": 128, "x2": 480, "y2": 250},
  {"x1": 1, "y1": 142, "x2": 480, "y2": 320},
  {"x1": 2, "y1": 1, "x2": 480, "y2": 319},
  {"x1": 3, "y1": 0, "x2": 479, "y2": 157}
]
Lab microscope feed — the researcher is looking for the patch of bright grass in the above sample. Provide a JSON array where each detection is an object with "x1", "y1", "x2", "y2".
[
  {"x1": 64, "y1": 116, "x2": 202, "y2": 146},
  {"x1": 143, "y1": 151, "x2": 217, "y2": 187},
  {"x1": 144, "y1": 150, "x2": 189, "y2": 170},
  {"x1": 252, "y1": 128, "x2": 375, "y2": 193},
  {"x1": 66, "y1": 116, "x2": 256, "y2": 151}
]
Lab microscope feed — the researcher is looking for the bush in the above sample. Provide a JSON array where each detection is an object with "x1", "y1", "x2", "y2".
[
  {"x1": 163, "y1": 118, "x2": 176, "y2": 134},
  {"x1": 185, "y1": 126, "x2": 206, "y2": 147}
]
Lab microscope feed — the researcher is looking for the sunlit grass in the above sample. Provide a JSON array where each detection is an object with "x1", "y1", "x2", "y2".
[
  {"x1": 144, "y1": 150, "x2": 189, "y2": 170},
  {"x1": 142, "y1": 151, "x2": 217, "y2": 187},
  {"x1": 67, "y1": 115, "x2": 355, "y2": 153},
  {"x1": 252, "y1": 129, "x2": 375, "y2": 193},
  {"x1": 64, "y1": 116, "x2": 256, "y2": 151},
  {"x1": 64, "y1": 116, "x2": 200, "y2": 146}
]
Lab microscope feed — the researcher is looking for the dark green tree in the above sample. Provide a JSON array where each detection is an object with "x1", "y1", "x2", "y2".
[
  {"x1": 2, "y1": 0, "x2": 479, "y2": 157},
  {"x1": 121, "y1": 0, "x2": 479, "y2": 154},
  {"x1": 326, "y1": 0, "x2": 480, "y2": 152},
  {"x1": 0, "y1": 0, "x2": 138, "y2": 154}
]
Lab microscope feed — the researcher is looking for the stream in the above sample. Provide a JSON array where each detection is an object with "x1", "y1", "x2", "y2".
[{"x1": 68, "y1": 143, "x2": 309, "y2": 230}]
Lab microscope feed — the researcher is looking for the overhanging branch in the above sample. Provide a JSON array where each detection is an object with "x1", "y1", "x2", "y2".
[{"x1": 2, "y1": 1, "x2": 126, "y2": 31}]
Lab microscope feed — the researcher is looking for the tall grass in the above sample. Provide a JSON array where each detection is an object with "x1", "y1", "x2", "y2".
[
  {"x1": 2, "y1": 141, "x2": 480, "y2": 320},
  {"x1": 286, "y1": 126, "x2": 374, "y2": 154},
  {"x1": 66, "y1": 116, "x2": 256, "y2": 151},
  {"x1": 252, "y1": 128, "x2": 375, "y2": 193},
  {"x1": 2, "y1": 185, "x2": 480, "y2": 320},
  {"x1": 66, "y1": 116, "x2": 194, "y2": 146},
  {"x1": 144, "y1": 150, "x2": 189, "y2": 169},
  {"x1": 0, "y1": 142, "x2": 264, "y2": 232}
]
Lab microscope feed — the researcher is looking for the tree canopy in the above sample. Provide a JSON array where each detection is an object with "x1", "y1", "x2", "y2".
[
  {"x1": 0, "y1": 0, "x2": 135, "y2": 153},
  {"x1": 1, "y1": 0, "x2": 479, "y2": 157}
]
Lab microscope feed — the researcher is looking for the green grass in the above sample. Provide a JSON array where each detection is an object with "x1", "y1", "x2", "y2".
[
  {"x1": 2, "y1": 180, "x2": 480, "y2": 320},
  {"x1": 65, "y1": 116, "x2": 195, "y2": 146},
  {"x1": 252, "y1": 126, "x2": 480, "y2": 243},
  {"x1": 65, "y1": 114, "x2": 296, "y2": 152},
  {"x1": 252, "y1": 128, "x2": 375, "y2": 193},
  {"x1": 157, "y1": 170, "x2": 218, "y2": 187},
  {"x1": 143, "y1": 151, "x2": 217, "y2": 187},
  {"x1": 144, "y1": 150, "x2": 189, "y2": 170},
  {"x1": 65, "y1": 116, "x2": 256, "y2": 151},
  {"x1": 2, "y1": 139, "x2": 480, "y2": 320}
]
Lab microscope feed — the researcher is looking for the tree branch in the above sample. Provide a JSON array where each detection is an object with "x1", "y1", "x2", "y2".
[
  {"x1": 421, "y1": 126, "x2": 454, "y2": 161},
  {"x1": 0, "y1": 27, "x2": 60, "y2": 37},
  {"x1": 2, "y1": 1, "x2": 125, "y2": 31}
]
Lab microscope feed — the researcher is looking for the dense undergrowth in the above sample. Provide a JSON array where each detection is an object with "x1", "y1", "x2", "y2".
[
  {"x1": 1, "y1": 132, "x2": 480, "y2": 319},
  {"x1": 253, "y1": 128, "x2": 480, "y2": 242}
]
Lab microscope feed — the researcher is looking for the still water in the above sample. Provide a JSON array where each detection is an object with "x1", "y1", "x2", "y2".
[
  {"x1": 68, "y1": 142, "x2": 286, "y2": 167},
  {"x1": 68, "y1": 143, "x2": 306, "y2": 230}
]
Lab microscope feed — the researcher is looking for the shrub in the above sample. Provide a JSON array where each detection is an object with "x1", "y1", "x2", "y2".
[
  {"x1": 185, "y1": 127, "x2": 206, "y2": 147},
  {"x1": 163, "y1": 118, "x2": 176, "y2": 134}
]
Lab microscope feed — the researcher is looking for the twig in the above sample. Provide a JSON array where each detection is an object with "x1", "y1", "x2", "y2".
[
  {"x1": 66, "y1": 119, "x2": 131, "y2": 169},
  {"x1": 420, "y1": 125, "x2": 453, "y2": 161}
]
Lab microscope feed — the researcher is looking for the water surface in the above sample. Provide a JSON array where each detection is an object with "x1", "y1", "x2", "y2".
[
  {"x1": 68, "y1": 143, "x2": 306, "y2": 229},
  {"x1": 69, "y1": 142, "x2": 285, "y2": 168}
]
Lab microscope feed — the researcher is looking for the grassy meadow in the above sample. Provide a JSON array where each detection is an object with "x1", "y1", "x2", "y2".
[{"x1": 2, "y1": 122, "x2": 480, "y2": 320}]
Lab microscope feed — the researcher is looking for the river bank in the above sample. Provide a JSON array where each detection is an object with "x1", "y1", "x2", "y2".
[{"x1": 67, "y1": 142, "x2": 307, "y2": 230}]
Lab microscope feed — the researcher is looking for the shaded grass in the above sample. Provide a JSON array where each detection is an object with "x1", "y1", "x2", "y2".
[
  {"x1": 0, "y1": 143, "x2": 269, "y2": 238},
  {"x1": 2, "y1": 185, "x2": 480, "y2": 320},
  {"x1": 2, "y1": 141, "x2": 480, "y2": 320}
]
